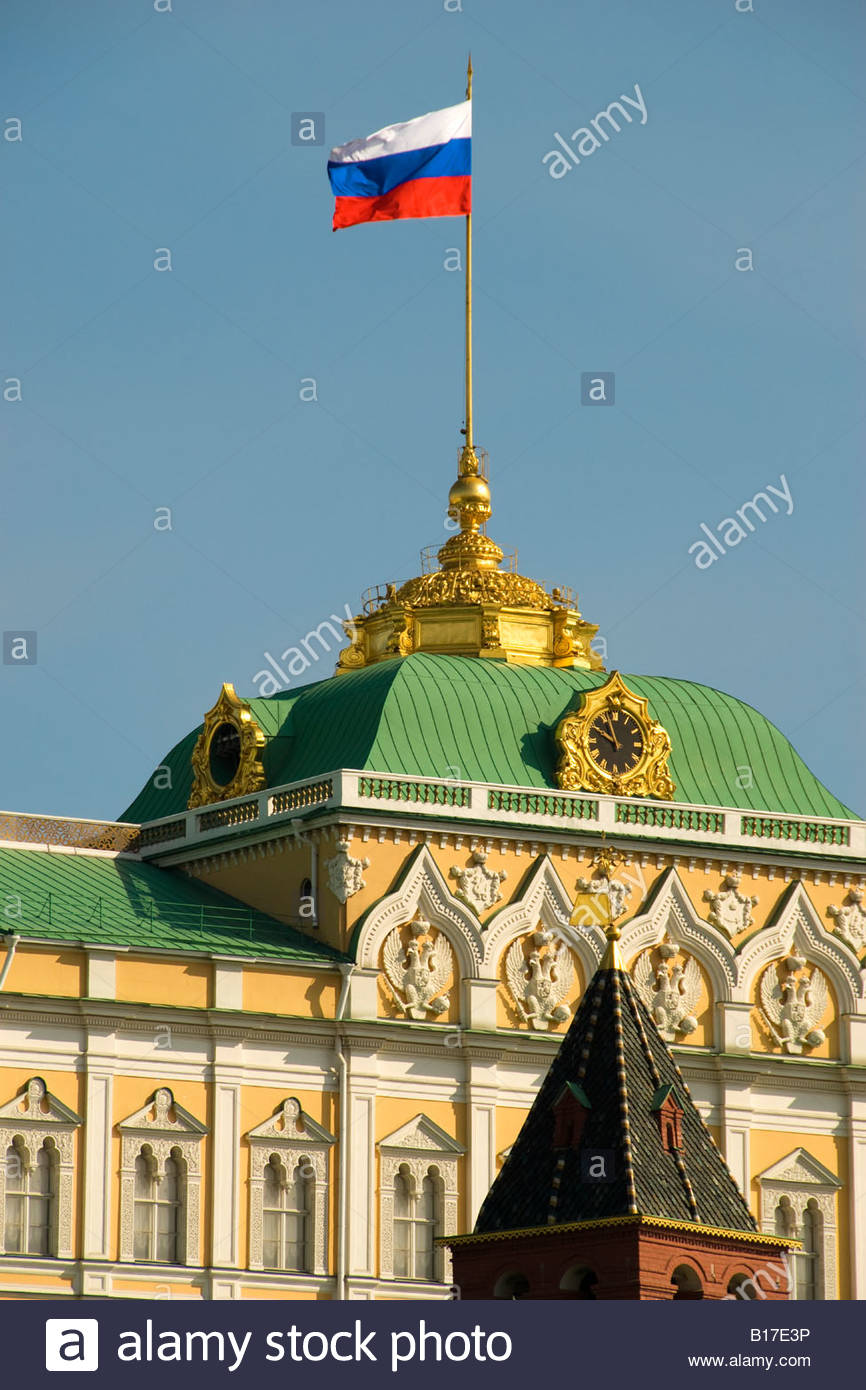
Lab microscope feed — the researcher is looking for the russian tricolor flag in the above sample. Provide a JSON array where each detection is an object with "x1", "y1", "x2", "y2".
[{"x1": 328, "y1": 101, "x2": 471, "y2": 230}]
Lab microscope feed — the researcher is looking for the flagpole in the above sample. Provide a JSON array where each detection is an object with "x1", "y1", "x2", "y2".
[{"x1": 464, "y1": 53, "x2": 473, "y2": 452}]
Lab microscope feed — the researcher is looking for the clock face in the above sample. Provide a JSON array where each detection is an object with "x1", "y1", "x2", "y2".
[{"x1": 587, "y1": 707, "x2": 644, "y2": 776}]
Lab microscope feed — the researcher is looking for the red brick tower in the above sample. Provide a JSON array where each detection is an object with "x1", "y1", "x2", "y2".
[{"x1": 447, "y1": 921, "x2": 797, "y2": 1300}]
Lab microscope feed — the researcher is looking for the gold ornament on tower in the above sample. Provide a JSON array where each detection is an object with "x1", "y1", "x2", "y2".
[
  {"x1": 188, "y1": 683, "x2": 266, "y2": 808},
  {"x1": 555, "y1": 671, "x2": 675, "y2": 799}
]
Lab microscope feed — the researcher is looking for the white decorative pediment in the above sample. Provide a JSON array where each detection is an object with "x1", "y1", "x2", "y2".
[
  {"x1": 735, "y1": 881, "x2": 864, "y2": 1011},
  {"x1": 0, "y1": 1076, "x2": 81, "y2": 1129},
  {"x1": 355, "y1": 844, "x2": 483, "y2": 978},
  {"x1": 379, "y1": 1114, "x2": 464, "y2": 1155},
  {"x1": 758, "y1": 1148, "x2": 842, "y2": 1190},
  {"x1": 118, "y1": 1087, "x2": 207, "y2": 1138},
  {"x1": 483, "y1": 854, "x2": 602, "y2": 985},
  {"x1": 247, "y1": 1097, "x2": 334, "y2": 1147},
  {"x1": 620, "y1": 867, "x2": 736, "y2": 1003}
]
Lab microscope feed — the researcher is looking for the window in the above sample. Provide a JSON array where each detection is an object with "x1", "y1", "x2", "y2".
[
  {"x1": 132, "y1": 1146, "x2": 183, "y2": 1264},
  {"x1": 0, "y1": 1077, "x2": 81, "y2": 1261},
  {"x1": 262, "y1": 1156, "x2": 309, "y2": 1272},
  {"x1": 3, "y1": 1139, "x2": 55, "y2": 1256},
  {"x1": 378, "y1": 1115, "x2": 463, "y2": 1284},
  {"x1": 393, "y1": 1165, "x2": 437, "y2": 1280},
  {"x1": 247, "y1": 1099, "x2": 334, "y2": 1277},
  {"x1": 781, "y1": 1199, "x2": 821, "y2": 1301},
  {"x1": 759, "y1": 1149, "x2": 840, "y2": 1300}
]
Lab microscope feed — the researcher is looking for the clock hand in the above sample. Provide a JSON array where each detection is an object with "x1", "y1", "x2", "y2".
[{"x1": 603, "y1": 715, "x2": 620, "y2": 749}]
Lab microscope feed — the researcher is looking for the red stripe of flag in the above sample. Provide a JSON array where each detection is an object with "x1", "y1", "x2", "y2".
[{"x1": 333, "y1": 174, "x2": 470, "y2": 230}]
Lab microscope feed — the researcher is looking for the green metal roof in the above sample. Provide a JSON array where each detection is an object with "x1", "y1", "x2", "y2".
[
  {"x1": 0, "y1": 845, "x2": 345, "y2": 964},
  {"x1": 122, "y1": 654, "x2": 855, "y2": 823}
]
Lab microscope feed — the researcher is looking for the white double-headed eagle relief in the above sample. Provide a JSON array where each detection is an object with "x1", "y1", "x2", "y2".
[
  {"x1": 759, "y1": 952, "x2": 828, "y2": 1055},
  {"x1": 633, "y1": 939, "x2": 701, "y2": 1041},
  {"x1": 505, "y1": 928, "x2": 574, "y2": 1031},
  {"x1": 382, "y1": 916, "x2": 453, "y2": 1020}
]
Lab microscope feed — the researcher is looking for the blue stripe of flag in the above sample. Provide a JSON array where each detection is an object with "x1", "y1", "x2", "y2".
[{"x1": 327, "y1": 138, "x2": 470, "y2": 198}]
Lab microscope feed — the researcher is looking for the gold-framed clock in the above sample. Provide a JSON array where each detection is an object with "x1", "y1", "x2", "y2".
[
  {"x1": 554, "y1": 671, "x2": 675, "y2": 799},
  {"x1": 188, "y1": 683, "x2": 266, "y2": 808}
]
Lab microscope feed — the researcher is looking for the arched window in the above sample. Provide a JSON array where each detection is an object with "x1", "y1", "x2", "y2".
[
  {"x1": 393, "y1": 1164, "x2": 437, "y2": 1280},
  {"x1": 3, "y1": 1138, "x2": 55, "y2": 1256},
  {"x1": 727, "y1": 1272, "x2": 758, "y2": 1300},
  {"x1": 797, "y1": 1201, "x2": 820, "y2": 1301},
  {"x1": 774, "y1": 1196, "x2": 796, "y2": 1238},
  {"x1": 298, "y1": 879, "x2": 315, "y2": 924},
  {"x1": 133, "y1": 1146, "x2": 183, "y2": 1263},
  {"x1": 559, "y1": 1264, "x2": 597, "y2": 1299},
  {"x1": 494, "y1": 1271, "x2": 530, "y2": 1299},
  {"x1": 262, "y1": 1156, "x2": 309, "y2": 1272},
  {"x1": 671, "y1": 1264, "x2": 704, "y2": 1300}
]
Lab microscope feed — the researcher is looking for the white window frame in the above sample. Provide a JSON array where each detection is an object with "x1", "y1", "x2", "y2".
[
  {"x1": 247, "y1": 1098, "x2": 334, "y2": 1277},
  {"x1": 4, "y1": 1136, "x2": 57, "y2": 1256},
  {"x1": 0, "y1": 1077, "x2": 81, "y2": 1260},
  {"x1": 132, "y1": 1144, "x2": 185, "y2": 1264},
  {"x1": 118, "y1": 1088, "x2": 206, "y2": 1266},
  {"x1": 392, "y1": 1163, "x2": 440, "y2": 1281},
  {"x1": 759, "y1": 1148, "x2": 841, "y2": 1300},
  {"x1": 379, "y1": 1114, "x2": 463, "y2": 1284}
]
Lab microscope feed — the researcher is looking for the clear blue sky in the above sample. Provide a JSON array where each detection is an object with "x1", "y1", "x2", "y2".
[{"x1": 1, "y1": 0, "x2": 864, "y2": 820}]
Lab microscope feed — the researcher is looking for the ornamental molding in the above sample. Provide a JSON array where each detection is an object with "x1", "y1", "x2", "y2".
[
  {"x1": 355, "y1": 844, "x2": 483, "y2": 978},
  {"x1": 574, "y1": 868, "x2": 632, "y2": 923},
  {"x1": 0, "y1": 1078, "x2": 82, "y2": 1261},
  {"x1": 0, "y1": 1076, "x2": 82, "y2": 1132},
  {"x1": 188, "y1": 683, "x2": 266, "y2": 809},
  {"x1": 117, "y1": 1087, "x2": 208, "y2": 1139},
  {"x1": 702, "y1": 870, "x2": 758, "y2": 937},
  {"x1": 619, "y1": 866, "x2": 737, "y2": 1001},
  {"x1": 382, "y1": 917, "x2": 454, "y2": 1021},
  {"x1": 449, "y1": 848, "x2": 507, "y2": 915},
  {"x1": 504, "y1": 928, "x2": 575, "y2": 1031},
  {"x1": 632, "y1": 938, "x2": 703, "y2": 1042},
  {"x1": 757, "y1": 1148, "x2": 842, "y2": 1191},
  {"x1": 379, "y1": 1115, "x2": 464, "y2": 1155},
  {"x1": 758, "y1": 954, "x2": 830, "y2": 1055},
  {"x1": 324, "y1": 838, "x2": 370, "y2": 903},
  {"x1": 117, "y1": 1088, "x2": 207, "y2": 1265},
  {"x1": 735, "y1": 882, "x2": 864, "y2": 1010},
  {"x1": 554, "y1": 670, "x2": 675, "y2": 799},
  {"x1": 482, "y1": 854, "x2": 602, "y2": 983},
  {"x1": 827, "y1": 887, "x2": 866, "y2": 952},
  {"x1": 246, "y1": 1099, "x2": 334, "y2": 1276},
  {"x1": 247, "y1": 1098, "x2": 335, "y2": 1148}
]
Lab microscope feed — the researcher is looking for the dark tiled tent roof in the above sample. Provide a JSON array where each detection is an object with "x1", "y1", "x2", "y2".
[
  {"x1": 475, "y1": 947, "x2": 756, "y2": 1235},
  {"x1": 121, "y1": 654, "x2": 855, "y2": 823}
]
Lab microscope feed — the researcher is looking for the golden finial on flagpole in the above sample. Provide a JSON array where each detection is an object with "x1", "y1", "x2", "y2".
[{"x1": 463, "y1": 53, "x2": 473, "y2": 452}]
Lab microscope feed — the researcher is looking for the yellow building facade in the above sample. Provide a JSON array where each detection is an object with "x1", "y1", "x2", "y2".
[{"x1": 1, "y1": 442, "x2": 864, "y2": 1301}]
